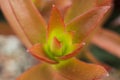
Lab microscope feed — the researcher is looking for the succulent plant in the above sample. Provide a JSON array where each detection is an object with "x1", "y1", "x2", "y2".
[{"x1": 0, "y1": 0, "x2": 112, "y2": 80}]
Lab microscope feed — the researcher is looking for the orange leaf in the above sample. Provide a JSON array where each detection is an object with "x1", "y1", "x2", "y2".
[
  {"x1": 53, "y1": 0, "x2": 71, "y2": 9},
  {"x1": 28, "y1": 43, "x2": 58, "y2": 64},
  {"x1": 60, "y1": 43, "x2": 85, "y2": 60},
  {"x1": 55, "y1": 58, "x2": 108, "y2": 80},
  {"x1": 66, "y1": 6, "x2": 110, "y2": 43},
  {"x1": 17, "y1": 64, "x2": 53, "y2": 80},
  {"x1": 0, "y1": 0, "x2": 47, "y2": 47},
  {"x1": 65, "y1": 0, "x2": 96, "y2": 23},
  {"x1": 96, "y1": 0, "x2": 113, "y2": 6},
  {"x1": 53, "y1": 0, "x2": 72, "y2": 16},
  {"x1": 48, "y1": 5, "x2": 65, "y2": 35},
  {"x1": 17, "y1": 63, "x2": 69, "y2": 80},
  {"x1": 0, "y1": 0, "x2": 32, "y2": 48}
]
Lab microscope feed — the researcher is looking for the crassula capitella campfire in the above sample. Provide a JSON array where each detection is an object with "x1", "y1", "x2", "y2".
[
  {"x1": 29, "y1": 6, "x2": 86, "y2": 64},
  {"x1": 0, "y1": 0, "x2": 112, "y2": 80}
]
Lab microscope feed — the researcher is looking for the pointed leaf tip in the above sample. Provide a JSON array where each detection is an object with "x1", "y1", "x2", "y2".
[
  {"x1": 60, "y1": 43, "x2": 85, "y2": 60},
  {"x1": 48, "y1": 5, "x2": 65, "y2": 35},
  {"x1": 28, "y1": 44, "x2": 58, "y2": 64},
  {"x1": 65, "y1": 0, "x2": 97, "y2": 23},
  {"x1": 52, "y1": 37, "x2": 61, "y2": 49},
  {"x1": 66, "y1": 6, "x2": 111, "y2": 43}
]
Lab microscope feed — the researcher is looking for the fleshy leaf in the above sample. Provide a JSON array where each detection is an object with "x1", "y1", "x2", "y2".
[
  {"x1": 55, "y1": 58, "x2": 108, "y2": 80},
  {"x1": 17, "y1": 64, "x2": 53, "y2": 80},
  {"x1": 0, "y1": 0, "x2": 32, "y2": 48},
  {"x1": 32, "y1": 0, "x2": 45, "y2": 9},
  {"x1": 53, "y1": 0, "x2": 72, "y2": 16},
  {"x1": 0, "y1": 0, "x2": 47, "y2": 47},
  {"x1": 48, "y1": 5, "x2": 65, "y2": 35},
  {"x1": 50, "y1": 37, "x2": 62, "y2": 57},
  {"x1": 96, "y1": 0, "x2": 113, "y2": 6},
  {"x1": 60, "y1": 43, "x2": 85, "y2": 60},
  {"x1": 53, "y1": 0, "x2": 71, "y2": 9},
  {"x1": 17, "y1": 63, "x2": 68, "y2": 80},
  {"x1": 28, "y1": 43, "x2": 58, "y2": 64},
  {"x1": 66, "y1": 6, "x2": 110, "y2": 43},
  {"x1": 65, "y1": 0, "x2": 96, "y2": 23},
  {"x1": 33, "y1": 0, "x2": 72, "y2": 22}
]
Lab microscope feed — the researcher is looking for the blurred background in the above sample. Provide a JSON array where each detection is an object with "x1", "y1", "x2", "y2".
[{"x1": 0, "y1": 0, "x2": 120, "y2": 80}]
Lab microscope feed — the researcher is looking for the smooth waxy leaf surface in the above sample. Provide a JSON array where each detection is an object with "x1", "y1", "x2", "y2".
[
  {"x1": 28, "y1": 43, "x2": 58, "y2": 64},
  {"x1": 17, "y1": 63, "x2": 68, "y2": 80},
  {"x1": 64, "y1": 0, "x2": 112, "y2": 23},
  {"x1": 0, "y1": 0, "x2": 32, "y2": 47},
  {"x1": 0, "y1": 0, "x2": 47, "y2": 47},
  {"x1": 48, "y1": 5, "x2": 65, "y2": 35},
  {"x1": 9, "y1": 0, "x2": 47, "y2": 44},
  {"x1": 55, "y1": 58, "x2": 108, "y2": 80},
  {"x1": 66, "y1": 6, "x2": 110, "y2": 43},
  {"x1": 96, "y1": 0, "x2": 113, "y2": 6},
  {"x1": 17, "y1": 64, "x2": 53, "y2": 80},
  {"x1": 65, "y1": 0, "x2": 96, "y2": 23},
  {"x1": 60, "y1": 43, "x2": 85, "y2": 60}
]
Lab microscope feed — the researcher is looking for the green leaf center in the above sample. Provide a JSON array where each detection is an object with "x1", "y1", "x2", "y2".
[{"x1": 44, "y1": 29, "x2": 74, "y2": 61}]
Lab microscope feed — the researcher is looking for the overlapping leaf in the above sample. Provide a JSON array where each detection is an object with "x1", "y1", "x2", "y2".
[
  {"x1": 64, "y1": 0, "x2": 112, "y2": 23},
  {"x1": 66, "y1": 6, "x2": 110, "y2": 43},
  {"x1": 0, "y1": 0, "x2": 47, "y2": 47},
  {"x1": 48, "y1": 5, "x2": 65, "y2": 35},
  {"x1": 28, "y1": 43, "x2": 58, "y2": 64},
  {"x1": 0, "y1": 0, "x2": 31, "y2": 47},
  {"x1": 0, "y1": 0, "x2": 112, "y2": 80},
  {"x1": 65, "y1": 0, "x2": 96, "y2": 23},
  {"x1": 17, "y1": 64, "x2": 53, "y2": 80},
  {"x1": 17, "y1": 63, "x2": 68, "y2": 80},
  {"x1": 55, "y1": 58, "x2": 108, "y2": 80}
]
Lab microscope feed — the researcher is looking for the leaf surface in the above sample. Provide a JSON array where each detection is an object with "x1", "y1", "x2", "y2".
[
  {"x1": 17, "y1": 64, "x2": 53, "y2": 80},
  {"x1": 65, "y1": 0, "x2": 96, "y2": 23},
  {"x1": 28, "y1": 43, "x2": 58, "y2": 64},
  {"x1": 66, "y1": 6, "x2": 110, "y2": 43},
  {"x1": 17, "y1": 63, "x2": 68, "y2": 80},
  {"x1": 0, "y1": 0, "x2": 32, "y2": 47},
  {"x1": 55, "y1": 58, "x2": 108, "y2": 80},
  {"x1": 1, "y1": 0, "x2": 47, "y2": 47},
  {"x1": 96, "y1": 0, "x2": 113, "y2": 6},
  {"x1": 48, "y1": 5, "x2": 65, "y2": 35}
]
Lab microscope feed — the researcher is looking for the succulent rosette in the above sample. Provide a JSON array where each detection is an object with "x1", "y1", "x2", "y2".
[
  {"x1": 0, "y1": 0, "x2": 112, "y2": 80},
  {"x1": 28, "y1": 5, "x2": 87, "y2": 64}
]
